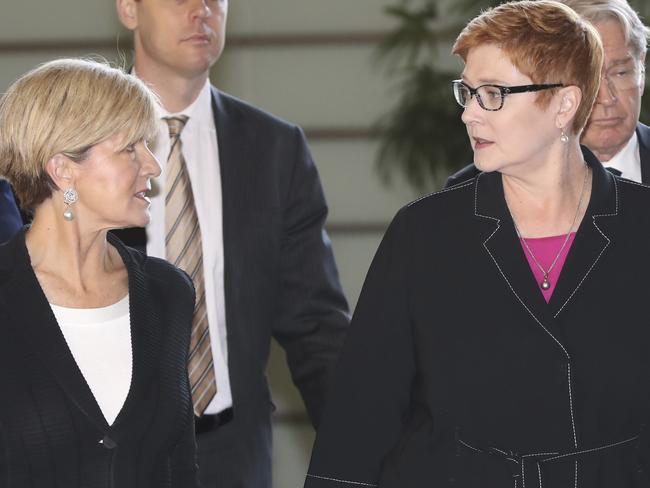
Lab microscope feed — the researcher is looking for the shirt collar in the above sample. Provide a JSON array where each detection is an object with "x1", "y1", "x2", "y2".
[
  {"x1": 131, "y1": 68, "x2": 212, "y2": 130},
  {"x1": 154, "y1": 79, "x2": 213, "y2": 130},
  {"x1": 602, "y1": 132, "x2": 640, "y2": 181}
]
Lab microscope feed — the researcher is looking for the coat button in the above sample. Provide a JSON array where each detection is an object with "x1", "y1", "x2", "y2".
[{"x1": 99, "y1": 435, "x2": 117, "y2": 449}]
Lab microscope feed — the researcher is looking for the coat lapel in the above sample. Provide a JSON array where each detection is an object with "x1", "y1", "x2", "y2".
[
  {"x1": 548, "y1": 151, "x2": 618, "y2": 318},
  {"x1": 1, "y1": 229, "x2": 108, "y2": 430},
  {"x1": 474, "y1": 172, "x2": 570, "y2": 355},
  {"x1": 210, "y1": 87, "x2": 243, "y2": 403},
  {"x1": 106, "y1": 234, "x2": 162, "y2": 432}
]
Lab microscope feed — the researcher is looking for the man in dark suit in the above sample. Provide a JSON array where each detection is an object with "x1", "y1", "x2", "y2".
[
  {"x1": 0, "y1": 180, "x2": 22, "y2": 243},
  {"x1": 447, "y1": 0, "x2": 650, "y2": 187},
  {"x1": 114, "y1": 1, "x2": 350, "y2": 487}
]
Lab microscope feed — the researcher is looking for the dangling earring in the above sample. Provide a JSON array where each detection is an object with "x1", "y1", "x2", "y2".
[
  {"x1": 560, "y1": 130, "x2": 569, "y2": 143},
  {"x1": 63, "y1": 187, "x2": 78, "y2": 221}
]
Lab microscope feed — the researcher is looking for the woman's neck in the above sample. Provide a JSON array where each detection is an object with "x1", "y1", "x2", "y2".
[
  {"x1": 502, "y1": 145, "x2": 592, "y2": 238},
  {"x1": 25, "y1": 204, "x2": 127, "y2": 308}
]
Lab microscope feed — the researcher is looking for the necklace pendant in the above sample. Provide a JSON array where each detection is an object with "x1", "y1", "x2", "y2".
[{"x1": 541, "y1": 275, "x2": 551, "y2": 290}]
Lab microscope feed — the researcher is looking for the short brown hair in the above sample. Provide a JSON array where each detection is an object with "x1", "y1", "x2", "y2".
[
  {"x1": 453, "y1": 0, "x2": 604, "y2": 134},
  {"x1": 0, "y1": 58, "x2": 159, "y2": 210}
]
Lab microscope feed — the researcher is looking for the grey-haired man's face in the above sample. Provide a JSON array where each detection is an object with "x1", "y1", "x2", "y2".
[{"x1": 582, "y1": 19, "x2": 645, "y2": 162}]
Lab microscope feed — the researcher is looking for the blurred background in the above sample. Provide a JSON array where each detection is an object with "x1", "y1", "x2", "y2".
[{"x1": 1, "y1": 0, "x2": 648, "y2": 486}]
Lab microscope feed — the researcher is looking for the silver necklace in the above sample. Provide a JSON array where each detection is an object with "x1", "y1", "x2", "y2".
[{"x1": 510, "y1": 166, "x2": 589, "y2": 291}]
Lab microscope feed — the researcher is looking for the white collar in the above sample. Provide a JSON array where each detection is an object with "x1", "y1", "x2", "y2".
[
  {"x1": 154, "y1": 79, "x2": 213, "y2": 129},
  {"x1": 602, "y1": 131, "x2": 641, "y2": 182}
]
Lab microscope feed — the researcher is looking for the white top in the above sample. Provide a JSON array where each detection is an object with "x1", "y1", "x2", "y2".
[
  {"x1": 602, "y1": 132, "x2": 641, "y2": 183},
  {"x1": 144, "y1": 78, "x2": 232, "y2": 414},
  {"x1": 50, "y1": 295, "x2": 132, "y2": 425}
]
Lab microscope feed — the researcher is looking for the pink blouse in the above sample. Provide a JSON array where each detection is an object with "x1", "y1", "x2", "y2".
[{"x1": 519, "y1": 232, "x2": 577, "y2": 302}]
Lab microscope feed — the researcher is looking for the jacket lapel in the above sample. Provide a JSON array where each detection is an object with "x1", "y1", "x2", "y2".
[
  {"x1": 548, "y1": 150, "x2": 618, "y2": 318},
  {"x1": 210, "y1": 87, "x2": 243, "y2": 402},
  {"x1": 106, "y1": 234, "x2": 162, "y2": 432},
  {"x1": 474, "y1": 172, "x2": 570, "y2": 355},
  {"x1": 1, "y1": 230, "x2": 108, "y2": 430}
]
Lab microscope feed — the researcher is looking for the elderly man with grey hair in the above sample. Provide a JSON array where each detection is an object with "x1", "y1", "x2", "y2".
[
  {"x1": 446, "y1": 0, "x2": 650, "y2": 185},
  {"x1": 563, "y1": 0, "x2": 650, "y2": 182}
]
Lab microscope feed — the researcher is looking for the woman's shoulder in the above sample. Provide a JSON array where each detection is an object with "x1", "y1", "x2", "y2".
[
  {"x1": 612, "y1": 176, "x2": 650, "y2": 215},
  {"x1": 400, "y1": 172, "x2": 478, "y2": 221},
  {"x1": 143, "y1": 255, "x2": 194, "y2": 290}
]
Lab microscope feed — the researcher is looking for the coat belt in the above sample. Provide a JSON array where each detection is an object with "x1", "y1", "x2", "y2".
[{"x1": 457, "y1": 435, "x2": 639, "y2": 488}]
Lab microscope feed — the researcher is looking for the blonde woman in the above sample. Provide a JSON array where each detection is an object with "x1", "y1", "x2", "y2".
[{"x1": 0, "y1": 59, "x2": 199, "y2": 487}]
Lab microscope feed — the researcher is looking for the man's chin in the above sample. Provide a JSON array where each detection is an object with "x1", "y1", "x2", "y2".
[
  {"x1": 182, "y1": 48, "x2": 222, "y2": 72},
  {"x1": 582, "y1": 131, "x2": 632, "y2": 160}
]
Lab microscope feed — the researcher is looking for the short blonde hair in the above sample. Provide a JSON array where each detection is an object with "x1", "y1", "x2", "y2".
[
  {"x1": 453, "y1": 0, "x2": 604, "y2": 134},
  {"x1": 0, "y1": 58, "x2": 159, "y2": 210}
]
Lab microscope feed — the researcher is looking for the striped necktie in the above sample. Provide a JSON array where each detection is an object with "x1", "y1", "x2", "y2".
[{"x1": 164, "y1": 116, "x2": 217, "y2": 416}]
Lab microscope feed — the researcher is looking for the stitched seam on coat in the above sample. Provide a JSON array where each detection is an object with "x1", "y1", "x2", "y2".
[
  {"x1": 617, "y1": 178, "x2": 650, "y2": 189},
  {"x1": 306, "y1": 474, "x2": 378, "y2": 486},
  {"x1": 407, "y1": 180, "x2": 474, "y2": 207},
  {"x1": 521, "y1": 452, "x2": 559, "y2": 458},
  {"x1": 567, "y1": 364, "x2": 578, "y2": 448},
  {"x1": 541, "y1": 435, "x2": 639, "y2": 462},
  {"x1": 566, "y1": 364, "x2": 579, "y2": 488}
]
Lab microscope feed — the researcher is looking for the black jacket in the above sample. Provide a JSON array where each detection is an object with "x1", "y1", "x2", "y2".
[
  {"x1": 114, "y1": 87, "x2": 350, "y2": 487},
  {"x1": 305, "y1": 151, "x2": 650, "y2": 487},
  {"x1": 0, "y1": 229, "x2": 199, "y2": 488}
]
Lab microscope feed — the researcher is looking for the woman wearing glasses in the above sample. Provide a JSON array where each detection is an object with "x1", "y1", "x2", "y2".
[{"x1": 304, "y1": 1, "x2": 650, "y2": 487}]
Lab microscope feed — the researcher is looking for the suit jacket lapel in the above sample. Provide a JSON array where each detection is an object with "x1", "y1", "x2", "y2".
[
  {"x1": 210, "y1": 87, "x2": 243, "y2": 401},
  {"x1": 637, "y1": 123, "x2": 650, "y2": 184},
  {"x1": 474, "y1": 172, "x2": 569, "y2": 354},
  {"x1": 1, "y1": 230, "x2": 108, "y2": 430},
  {"x1": 107, "y1": 234, "x2": 162, "y2": 431},
  {"x1": 548, "y1": 151, "x2": 618, "y2": 318}
]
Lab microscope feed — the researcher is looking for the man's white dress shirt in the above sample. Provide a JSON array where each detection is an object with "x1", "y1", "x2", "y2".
[
  {"x1": 602, "y1": 132, "x2": 642, "y2": 183},
  {"x1": 146, "y1": 80, "x2": 232, "y2": 414}
]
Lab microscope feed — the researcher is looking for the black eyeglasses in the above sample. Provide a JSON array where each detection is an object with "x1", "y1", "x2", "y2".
[{"x1": 452, "y1": 80, "x2": 564, "y2": 111}]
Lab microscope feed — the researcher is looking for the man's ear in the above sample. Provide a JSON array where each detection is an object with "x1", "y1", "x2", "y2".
[
  {"x1": 45, "y1": 154, "x2": 75, "y2": 192},
  {"x1": 555, "y1": 85, "x2": 582, "y2": 131},
  {"x1": 116, "y1": 0, "x2": 139, "y2": 31}
]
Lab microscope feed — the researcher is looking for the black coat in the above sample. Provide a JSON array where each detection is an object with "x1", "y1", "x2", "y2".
[
  {"x1": 114, "y1": 87, "x2": 350, "y2": 487},
  {"x1": 0, "y1": 230, "x2": 199, "y2": 488},
  {"x1": 305, "y1": 151, "x2": 650, "y2": 487}
]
